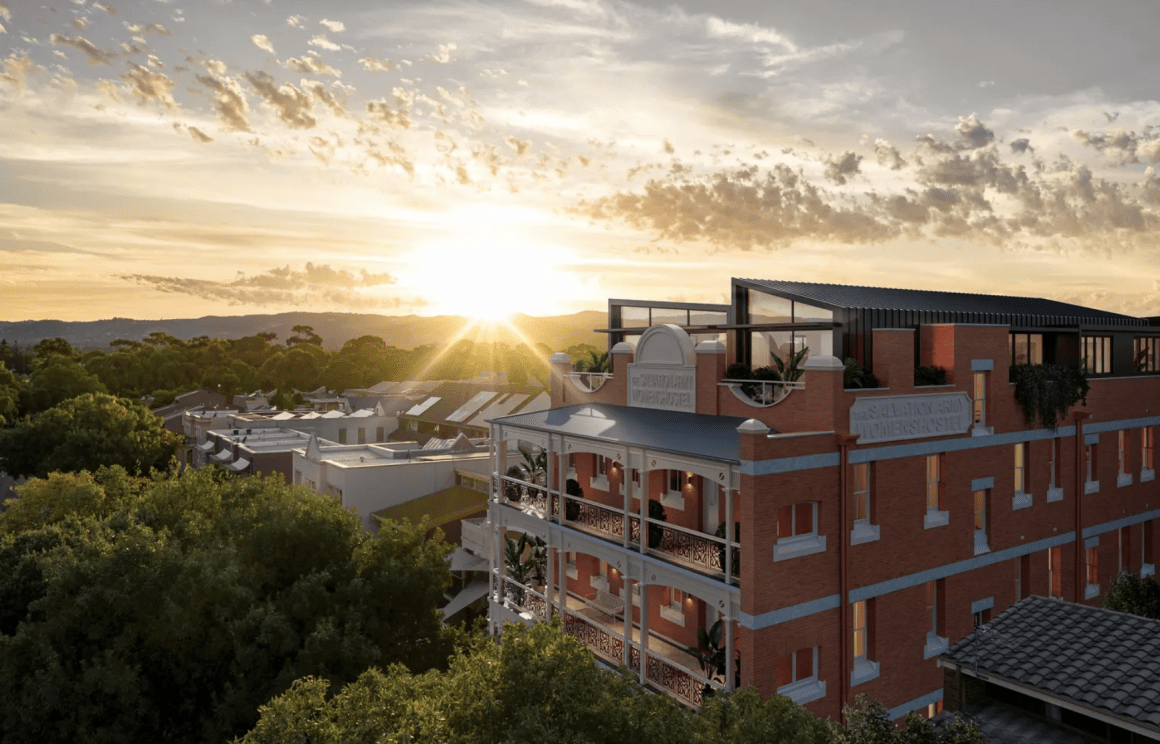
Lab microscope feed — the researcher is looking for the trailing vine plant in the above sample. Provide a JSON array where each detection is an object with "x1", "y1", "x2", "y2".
[{"x1": 1009, "y1": 363, "x2": 1090, "y2": 429}]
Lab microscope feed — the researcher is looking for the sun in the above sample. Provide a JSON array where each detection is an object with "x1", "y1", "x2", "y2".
[{"x1": 407, "y1": 239, "x2": 574, "y2": 321}]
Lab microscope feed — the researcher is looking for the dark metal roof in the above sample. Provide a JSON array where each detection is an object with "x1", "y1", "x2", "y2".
[
  {"x1": 489, "y1": 403, "x2": 753, "y2": 463},
  {"x1": 941, "y1": 596, "x2": 1160, "y2": 731},
  {"x1": 739, "y1": 279, "x2": 1140, "y2": 324}
]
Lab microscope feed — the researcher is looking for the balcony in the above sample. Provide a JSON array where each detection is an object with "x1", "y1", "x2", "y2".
[
  {"x1": 498, "y1": 473, "x2": 738, "y2": 582},
  {"x1": 493, "y1": 573, "x2": 722, "y2": 708},
  {"x1": 719, "y1": 378, "x2": 803, "y2": 407}
]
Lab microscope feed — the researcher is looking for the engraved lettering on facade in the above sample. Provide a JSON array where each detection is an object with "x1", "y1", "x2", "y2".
[
  {"x1": 850, "y1": 392, "x2": 973, "y2": 444},
  {"x1": 627, "y1": 365, "x2": 696, "y2": 414}
]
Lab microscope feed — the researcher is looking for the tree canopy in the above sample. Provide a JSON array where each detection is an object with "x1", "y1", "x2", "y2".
[
  {"x1": 0, "y1": 466, "x2": 458, "y2": 744},
  {"x1": 0, "y1": 393, "x2": 180, "y2": 480}
]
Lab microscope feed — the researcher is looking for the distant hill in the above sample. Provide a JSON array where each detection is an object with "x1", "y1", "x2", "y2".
[{"x1": 0, "y1": 311, "x2": 607, "y2": 352}]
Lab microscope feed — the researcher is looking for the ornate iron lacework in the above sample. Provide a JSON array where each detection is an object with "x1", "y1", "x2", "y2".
[
  {"x1": 562, "y1": 610, "x2": 625, "y2": 666},
  {"x1": 646, "y1": 653, "x2": 704, "y2": 707},
  {"x1": 656, "y1": 525, "x2": 724, "y2": 573}
]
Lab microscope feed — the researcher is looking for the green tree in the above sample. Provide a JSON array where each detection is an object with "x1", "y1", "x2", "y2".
[
  {"x1": 23, "y1": 356, "x2": 107, "y2": 414},
  {"x1": 0, "y1": 467, "x2": 457, "y2": 744},
  {"x1": 1104, "y1": 570, "x2": 1160, "y2": 619},
  {"x1": 30, "y1": 337, "x2": 78, "y2": 369},
  {"x1": 0, "y1": 365, "x2": 22, "y2": 428},
  {"x1": 288, "y1": 324, "x2": 323, "y2": 347},
  {"x1": 834, "y1": 696, "x2": 983, "y2": 744},
  {"x1": 0, "y1": 393, "x2": 178, "y2": 479}
]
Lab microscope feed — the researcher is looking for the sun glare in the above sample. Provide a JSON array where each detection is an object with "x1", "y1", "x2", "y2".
[{"x1": 408, "y1": 239, "x2": 574, "y2": 321}]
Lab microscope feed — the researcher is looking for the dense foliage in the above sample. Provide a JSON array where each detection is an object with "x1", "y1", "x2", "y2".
[
  {"x1": 913, "y1": 365, "x2": 947, "y2": 386},
  {"x1": 0, "y1": 393, "x2": 180, "y2": 479},
  {"x1": 0, "y1": 467, "x2": 458, "y2": 744},
  {"x1": 1103, "y1": 570, "x2": 1160, "y2": 619},
  {"x1": 1009, "y1": 363, "x2": 1089, "y2": 429}
]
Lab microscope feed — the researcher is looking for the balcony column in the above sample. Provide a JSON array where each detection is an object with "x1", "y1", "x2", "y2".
[
  {"x1": 639, "y1": 451, "x2": 649, "y2": 556},
  {"x1": 725, "y1": 612, "x2": 735, "y2": 691},
  {"x1": 638, "y1": 584, "x2": 650, "y2": 686},
  {"x1": 623, "y1": 447, "x2": 633, "y2": 550},
  {"x1": 623, "y1": 578, "x2": 633, "y2": 668},
  {"x1": 546, "y1": 433, "x2": 556, "y2": 523},
  {"x1": 557, "y1": 541, "x2": 567, "y2": 618},
  {"x1": 724, "y1": 484, "x2": 734, "y2": 584}
]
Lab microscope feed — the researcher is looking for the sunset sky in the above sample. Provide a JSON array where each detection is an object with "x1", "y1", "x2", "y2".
[{"x1": 2, "y1": 0, "x2": 1159, "y2": 322}]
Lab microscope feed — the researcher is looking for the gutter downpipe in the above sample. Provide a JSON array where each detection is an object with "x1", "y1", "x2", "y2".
[
  {"x1": 838, "y1": 434, "x2": 851, "y2": 717},
  {"x1": 1073, "y1": 409, "x2": 1089, "y2": 603}
]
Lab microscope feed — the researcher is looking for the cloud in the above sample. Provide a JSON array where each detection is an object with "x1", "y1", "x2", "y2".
[
  {"x1": 93, "y1": 2, "x2": 117, "y2": 15},
  {"x1": 359, "y1": 57, "x2": 396, "y2": 72},
  {"x1": 119, "y1": 263, "x2": 402, "y2": 309},
  {"x1": 705, "y1": 17, "x2": 796, "y2": 51},
  {"x1": 121, "y1": 62, "x2": 178, "y2": 109},
  {"x1": 287, "y1": 15, "x2": 306, "y2": 28},
  {"x1": 505, "y1": 136, "x2": 531, "y2": 156},
  {"x1": 144, "y1": 23, "x2": 171, "y2": 36},
  {"x1": 282, "y1": 52, "x2": 340, "y2": 77},
  {"x1": 0, "y1": 51, "x2": 34, "y2": 91},
  {"x1": 301, "y1": 79, "x2": 347, "y2": 117},
  {"x1": 0, "y1": 5, "x2": 9, "y2": 23},
  {"x1": 429, "y1": 43, "x2": 457, "y2": 64},
  {"x1": 364, "y1": 93, "x2": 411, "y2": 130},
  {"x1": 195, "y1": 70, "x2": 252, "y2": 132},
  {"x1": 49, "y1": 34, "x2": 117, "y2": 66},
  {"x1": 243, "y1": 71, "x2": 316, "y2": 129},
  {"x1": 251, "y1": 34, "x2": 275, "y2": 54},
  {"x1": 1010, "y1": 138, "x2": 1032, "y2": 154},
  {"x1": 954, "y1": 114, "x2": 995, "y2": 149},
  {"x1": 319, "y1": 19, "x2": 345, "y2": 33},
  {"x1": 308, "y1": 33, "x2": 341, "y2": 51},
  {"x1": 173, "y1": 122, "x2": 213, "y2": 143},
  {"x1": 1072, "y1": 128, "x2": 1160, "y2": 166},
  {"x1": 824, "y1": 150, "x2": 861, "y2": 185}
]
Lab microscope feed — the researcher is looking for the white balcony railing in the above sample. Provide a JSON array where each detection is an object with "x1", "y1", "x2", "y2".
[
  {"x1": 719, "y1": 378, "x2": 803, "y2": 406},
  {"x1": 566, "y1": 372, "x2": 614, "y2": 393},
  {"x1": 461, "y1": 517, "x2": 488, "y2": 556}
]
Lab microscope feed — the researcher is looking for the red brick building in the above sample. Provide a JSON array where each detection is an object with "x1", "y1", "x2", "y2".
[{"x1": 486, "y1": 280, "x2": 1160, "y2": 721}]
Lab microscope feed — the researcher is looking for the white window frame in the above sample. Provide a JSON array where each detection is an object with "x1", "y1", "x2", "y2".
[
  {"x1": 659, "y1": 587, "x2": 686, "y2": 626},
  {"x1": 1085, "y1": 440, "x2": 1101, "y2": 494},
  {"x1": 1142, "y1": 427, "x2": 1155, "y2": 483},
  {"x1": 924, "y1": 580, "x2": 949, "y2": 659},
  {"x1": 924, "y1": 454, "x2": 949, "y2": 528},
  {"x1": 661, "y1": 469, "x2": 686, "y2": 511},
  {"x1": 590, "y1": 455, "x2": 611, "y2": 492},
  {"x1": 1047, "y1": 438, "x2": 1064, "y2": 502},
  {"x1": 774, "y1": 502, "x2": 827, "y2": 561},
  {"x1": 565, "y1": 551, "x2": 578, "y2": 580},
  {"x1": 1085, "y1": 538, "x2": 1100, "y2": 599},
  {"x1": 777, "y1": 647, "x2": 827, "y2": 705},
  {"x1": 851, "y1": 463, "x2": 879, "y2": 545},
  {"x1": 1013, "y1": 443, "x2": 1032, "y2": 510},
  {"x1": 971, "y1": 371, "x2": 992, "y2": 435},
  {"x1": 973, "y1": 489, "x2": 990, "y2": 555},
  {"x1": 1118, "y1": 430, "x2": 1134, "y2": 487}
]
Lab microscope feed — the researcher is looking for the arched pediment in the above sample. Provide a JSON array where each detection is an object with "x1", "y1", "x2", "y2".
[{"x1": 635, "y1": 324, "x2": 695, "y2": 366}]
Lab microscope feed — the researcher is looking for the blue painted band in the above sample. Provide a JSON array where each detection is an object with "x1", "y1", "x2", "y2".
[
  {"x1": 1085, "y1": 433, "x2": 1100, "y2": 445},
  {"x1": 849, "y1": 426, "x2": 1075, "y2": 464},
  {"x1": 1082, "y1": 508, "x2": 1160, "y2": 539},
  {"x1": 971, "y1": 476, "x2": 994, "y2": 491},
  {"x1": 1084, "y1": 536, "x2": 1099, "y2": 549},
  {"x1": 848, "y1": 531, "x2": 1076, "y2": 603},
  {"x1": 737, "y1": 593, "x2": 840, "y2": 630},
  {"x1": 971, "y1": 359, "x2": 994, "y2": 372},
  {"x1": 886, "y1": 689, "x2": 944, "y2": 721},
  {"x1": 1085, "y1": 415, "x2": 1160, "y2": 434},
  {"x1": 971, "y1": 596, "x2": 994, "y2": 614},
  {"x1": 740, "y1": 452, "x2": 841, "y2": 476}
]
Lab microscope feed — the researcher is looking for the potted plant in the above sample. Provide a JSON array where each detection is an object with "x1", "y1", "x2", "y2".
[
  {"x1": 685, "y1": 619, "x2": 741, "y2": 696},
  {"x1": 565, "y1": 478, "x2": 583, "y2": 521},
  {"x1": 715, "y1": 522, "x2": 740, "y2": 576},
  {"x1": 504, "y1": 465, "x2": 524, "y2": 502},
  {"x1": 647, "y1": 499, "x2": 667, "y2": 549}
]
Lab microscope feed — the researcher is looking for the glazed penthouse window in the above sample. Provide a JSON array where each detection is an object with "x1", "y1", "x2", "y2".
[
  {"x1": 1082, "y1": 336, "x2": 1112, "y2": 375},
  {"x1": 1010, "y1": 333, "x2": 1044, "y2": 365}
]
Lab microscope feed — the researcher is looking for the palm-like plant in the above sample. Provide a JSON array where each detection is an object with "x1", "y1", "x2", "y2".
[
  {"x1": 770, "y1": 346, "x2": 809, "y2": 382},
  {"x1": 573, "y1": 350, "x2": 610, "y2": 373}
]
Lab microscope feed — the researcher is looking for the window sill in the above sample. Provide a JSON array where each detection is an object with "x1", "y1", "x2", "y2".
[
  {"x1": 924, "y1": 509, "x2": 950, "y2": 530},
  {"x1": 851, "y1": 657, "x2": 880, "y2": 687},
  {"x1": 973, "y1": 531, "x2": 990, "y2": 556},
  {"x1": 1084, "y1": 480, "x2": 1100, "y2": 495},
  {"x1": 590, "y1": 575, "x2": 609, "y2": 592},
  {"x1": 923, "y1": 632, "x2": 949, "y2": 660},
  {"x1": 1046, "y1": 486, "x2": 1064, "y2": 503},
  {"x1": 778, "y1": 677, "x2": 826, "y2": 705},
  {"x1": 1118, "y1": 473, "x2": 1134, "y2": 488},
  {"x1": 1085, "y1": 583, "x2": 1100, "y2": 600},
  {"x1": 659, "y1": 605, "x2": 685, "y2": 626},
  {"x1": 566, "y1": 564, "x2": 578, "y2": 580},
  {"x1": 589, "y1": 475, "x2": 610, "y2": 492},
  {"x1": 850, "y1": 521, "x2": 880, "y2": 546},
  {"x1": 774, "y1": 534, "x2": 827, "y2": 562},
  {"x1": 660, "y1": 490, "x2": 685, "y2": 511},
  {"x1": 1143, "y1": 563, "x2": 1156, "y2": 579},
  {"x1": 1142, "y1": 468, "x2": 1155, "y2": 483},
  {"x1": 1012, "y1": 491, "x2": 1033, "y2": 511},
  {"x1": 971, "y1": 425, "x2": 993, "y2": 437}
]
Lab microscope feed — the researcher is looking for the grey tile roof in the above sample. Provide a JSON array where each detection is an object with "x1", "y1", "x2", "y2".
[
  {"x1": 489, "y1": 403, "x2": 754, "y2": 464},
  {"x1": 739, "y1": 279, "x2": 1140, "y2": 323},
  {"x1": 942, "y1": 596, "x2": 1160, "y2": 731}
]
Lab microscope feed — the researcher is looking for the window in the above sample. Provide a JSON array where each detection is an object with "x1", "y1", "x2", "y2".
[
  {"x1": 1013, "y1": 443, "x2": 1031, "y2": 509},
  {"x1": 972, "y1": 372, "x2": 986, "y2": 427},
  {"x1": 924, "y1": 455, "x2": 949, "y2": 528},
  {"x1": 662, "y1": 470, "x2": 686, "y2": 510},
  {"x1": 597, "y1": 455, "x2": 608, "y2": 476},
  {"x1": 660, "y1": 587, "x2": 686, "y2": 625},
  {"x1": 851, "y1": 599, "x2": 879, "y2": 685},
  {"x1": 1134, "y1": 337, "x2": 1160, "y2": 372},
  {"x1": 1085, "y1": 441, "x2": 1100, "y2": 494},
  {"x1": 1047, "y1": 438, "x2": 1064, "y2": 502},
  {"x1": 338, "y1": 428, "x2": 347, "y2": 444},
  {"x1": 1118, "y1": 430, "x2": 1133, "y2": 487},
  {"x1": 927, "y1": 701, "x2": 944, "y2": 720},
  {"x1": 1143, "y1": 427, "x2": 1155, "y2": 480},
  {"x1": 669, "y1": 470, "x2": 682, "y2": 493},
  {"x1": 1144, "y1": 521, "x2": 1156, "y2": 578},
  {"x1": 1048, "y1": 546, "x2": 1062, "y2": 598},
  {"x1": 591, "y1": 559, "x2": 610, "y2": 591},
  {"x1": 1082, "y1": 335, "x2": 1112, "y2": 375},
  {"x1": 1085, "y1": 540, "x2": 1100, "y2": 599},
  {"x1": 924, "y1": 580, "x2": 948, "y2": 658},
  {"x1": 591, "y1": 455, "x2": 611, "y2": 491},
  {"x1": 851, "y1": 463, "x2": 879, "y2": 544},
  {"x1": 774, "y1": 502, "x2": 827, "y2": 561},
  {"x1": 1016, "y1": 554, "x2": 1031, "y2": 601},
  {"x1": 972, "y1": 607, "x2": 991, "y2": 628},
  {"x1": 1010, "y1": 333, "x2": 1044, "y2": 365},
  {"x1": 565, "y1": 551, "x2": 578, "y2": 580},
  {"x1": 973, "y1": 489, "x2": 989, "y2": 555},
  {"x1": 776, "y1": 647, "x2": 826, "y2": 704},
  {"x1": 375, "y1": 426, "x2": 385, "y2": 442}
]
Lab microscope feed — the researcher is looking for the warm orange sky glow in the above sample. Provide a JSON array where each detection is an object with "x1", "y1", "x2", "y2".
[{"x1": 2, "y1": 1, "x2": 1160, "y2": 322}]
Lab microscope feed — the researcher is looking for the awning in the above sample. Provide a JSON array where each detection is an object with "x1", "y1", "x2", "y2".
[
  {"x1": 449, "y1": 547, "x2": 487, "y2": 572},
  {"x1": 211, "y1": 450, "x2": 232, "y2": 461},
  {"x1": 227, "y1": 458, "x2": 251, "y2": 472},
  {"x1": 372, "y1": 486, "x2": 487, "y2": 529},
  {"x1": 197, "y1": 441, "x2": 215, "y2": 451},
  {"x1": 440, "y1": 577, "x2": 489, "y2": 622}
]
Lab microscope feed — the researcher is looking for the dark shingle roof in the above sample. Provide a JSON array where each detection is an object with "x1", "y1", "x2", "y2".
[
  {"x1": 942, "y1": 597, "x2": 1160, "y2": 730},
  {"x1": 739, "y1": 279, "x2": 1140, "y2": 323},
  {"x1": 490, "y1": 403, "x2": 752, "y2": 464}
]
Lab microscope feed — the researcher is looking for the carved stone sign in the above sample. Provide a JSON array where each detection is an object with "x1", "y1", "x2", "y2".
[
  {"x1": 628, "y1": 367, "x2": 696, "y2": 413},
  {"x1": 850, "y1": 392, "x2": 972, "y2": 444}
]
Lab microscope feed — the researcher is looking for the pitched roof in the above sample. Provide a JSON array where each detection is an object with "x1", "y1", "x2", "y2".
[
  {"x1": 941, "y1": 596, "x2": 1160, "y2": 731},
  {"x1": 739, "y1": 278, "x2": 1140, "y2": 324}
]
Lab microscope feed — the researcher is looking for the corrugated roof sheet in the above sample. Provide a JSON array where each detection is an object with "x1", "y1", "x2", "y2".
[
  {"x1": 490, "y1": 403, "x2": 752, "y2": 463},
  {"x1": 740, "y1": 279, "x2": 1140, "y2": 323},
  {"x1": 942, "y1": 596, "x2": 1160, "y2": 731},
  {"x1": 446, "y1": 391, "x2": 499, "y2": 423},
  {"x1": 372, "y1": 485, "x2": 488, "y2": 528}
]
